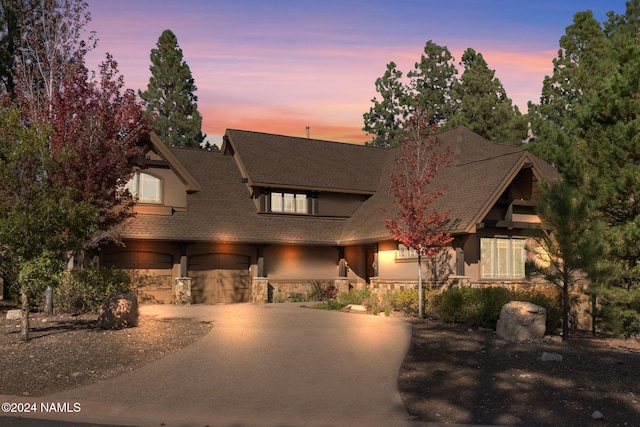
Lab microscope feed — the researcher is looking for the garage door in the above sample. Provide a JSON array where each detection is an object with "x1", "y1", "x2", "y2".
[{"x1": 188, "y1": 253, "x2": 251, "y2": 303}]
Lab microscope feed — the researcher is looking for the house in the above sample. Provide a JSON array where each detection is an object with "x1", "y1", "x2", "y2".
[{"x1": 100, "y1": 127, "x2": 559, "y2": 304}]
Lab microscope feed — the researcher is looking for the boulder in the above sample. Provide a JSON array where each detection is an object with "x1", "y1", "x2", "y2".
[
  {"x1": 97, "y1": 293, "x2": 139, "y2": 329},
  {"x1": 5, "y1": 309, "x2": 21, "y2": 320},
  {"x1": 541, "y1": 352, "x2": 563, "y2": 362},
  {"x1": 496, "y1": 301, "x2": 546, "y2": 342}
]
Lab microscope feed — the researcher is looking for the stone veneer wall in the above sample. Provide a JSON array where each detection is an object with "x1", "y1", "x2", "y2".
[{"x1": 251, "y1": 278, "x2": 350, "y2": 303}]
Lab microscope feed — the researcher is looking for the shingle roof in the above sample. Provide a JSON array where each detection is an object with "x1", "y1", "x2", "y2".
[
  {"x1": 224, "y1": 129, "x2": 388, "y2": 193},
  {"x1": 121, "y1": 127, "x2": 558, "y2": 246}
]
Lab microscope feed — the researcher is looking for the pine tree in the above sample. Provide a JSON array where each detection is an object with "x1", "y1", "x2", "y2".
[
  {"x1": 362, "y1": 61, "x2": 410, "y2": 148},
  {"x1": 406, "y1": 40, "x2": 457, "y2": 126},
  {"x1": 363, "y1": 44, "x2": 525, "y2": 147},
  {"x1": 445, "y1": 48, "x2": 528, "y2": 144},
  {"x1": 139, "y1": 29, "x2": 204, "y2": 148},
  {"x1": 528, "y1": 2, "x2": 640, "y2": 286},
  {"x1": 528, "y1": 181, "x2": 606, "y2": 340}
]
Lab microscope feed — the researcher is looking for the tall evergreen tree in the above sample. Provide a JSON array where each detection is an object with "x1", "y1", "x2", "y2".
[
  {"x1": 528, "y1": 2, "x2": 640, "y2": 286},
  {"x1": 445, "y1": 48, "x2": 528, "y2": 144},
  {"x1": 407, "y1": 40, "x2": 458, "y2": 126},
  {"x1": 362, "y1": 61, "x2": 409, "y2": 148},
  {"x1": 363, "y1": 44, "x2": 525, "y2": 147},
  {"x1": 139, "y1": 29, "x2": 204, "y2": 148}
]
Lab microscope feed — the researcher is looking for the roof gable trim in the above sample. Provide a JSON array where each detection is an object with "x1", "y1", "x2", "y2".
[{"x1": 149, "y1": 132, "x2": 202, "y2": 193}]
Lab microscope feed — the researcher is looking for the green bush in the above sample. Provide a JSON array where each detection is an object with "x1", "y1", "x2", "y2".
[
  {"x1": 311, "y1": 300, "x2": 346, "y2": 310},
  {"x1": 383, "y1": 289, "x2": 419, "y2": 316},
  {"x1": 337, "y1": 289, "x2": 373, "y2": 305},
  {"x1": 383, "y1": 288, "x2": 440, "y2": 317},
  {"x1": 56, "y1": 267, "x2": 132, "y2": 314},
  {"x1": 435, "y1": 286, "x2": 561, "y2": 331},
  {"x1": 595, "y1": 286, "x2": 640, "y2": 338},
  {"x1": 309, "y1": 281, "x2": 337, "y2": 301}
]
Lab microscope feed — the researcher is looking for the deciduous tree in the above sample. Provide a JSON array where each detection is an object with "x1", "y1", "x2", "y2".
[
  {"x1": 139, "y1": 29, "x2": 204, "y2": 148},
  {"x1": 0, "y1": 0, "x2": 148, "y2": 338},
  {"x1": 0, "y1": 107, "x2": 98, "y2": 340},
  {"x1": 385, "y1": 105, "x2": 453, "y2": 317}
]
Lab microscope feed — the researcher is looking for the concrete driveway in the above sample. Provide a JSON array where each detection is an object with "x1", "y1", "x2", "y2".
[{"x1": 28, "y1": 303, "x2": 416, "y2": 426}]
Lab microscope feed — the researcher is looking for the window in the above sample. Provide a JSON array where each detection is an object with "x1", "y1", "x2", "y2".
[
  {"x1": 397, "y1": 243, "x2": 419, "y2": 259},
  {"x1": 127, "y1": 172, "x2": 162, "y2": 204},
  {"x1": 481, "y1": 238, "x2": 525, "y2": 279},
  {"x1": 270, "y1": 192, "x2": 308, "y2": 214}
]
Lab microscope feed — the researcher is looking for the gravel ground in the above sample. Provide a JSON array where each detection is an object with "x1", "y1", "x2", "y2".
[
  {"x1": 398, "y1": 319, "x2": 640, "y2": 427},
  {"x1": 0, "y1": 302, "x2": 212, "y2": 397}
]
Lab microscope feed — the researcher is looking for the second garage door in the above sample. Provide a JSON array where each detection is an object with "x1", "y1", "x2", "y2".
[{"x1": 188, "y1": 253, "x2": 251, "y2": 303}]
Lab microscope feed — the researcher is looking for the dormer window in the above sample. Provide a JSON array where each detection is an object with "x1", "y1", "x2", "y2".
[
  {"x1": 127, "y1": 172, "x2": 162, "y2": 204},
  {"x1": 270, "y1": 191, "x2": 308, "y2": 214}
]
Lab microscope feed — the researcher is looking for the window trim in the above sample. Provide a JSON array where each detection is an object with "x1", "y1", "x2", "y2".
[
  {"x1": 397, "y1": 243, "x2": 419, "y2": 260},
  {"x1": 269, "y1": 191, "x2": 309, "y2": 214},
  {"x1": 127, "y1": 172, "x2": 163, "y2": 204},
  {"x1": 480, "y1": 237, "x2": 525, "y2": 280}
]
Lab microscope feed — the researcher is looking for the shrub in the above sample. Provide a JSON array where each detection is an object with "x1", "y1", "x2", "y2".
[
  {"x1": 382, "y1": 288, "x2": 440, "y2": 317},
  {"x1": 434, "y1": 286, "x2": 561, "y2": 331},
  {"x1": 595, "y1": 286, "x2": 640, "y2": 338},
  {"x1": 309, "y1": 281, "x2": 337, "y2": 301},
  {"x1": 337, "y1": 289, "x2": 373, "y2": 305},
  {"x1": 311, "y1": 300, "x2": 346, "y2": 310},
  {"x1": 56, "y1": 267, "x2": 132, "y2": 314}
]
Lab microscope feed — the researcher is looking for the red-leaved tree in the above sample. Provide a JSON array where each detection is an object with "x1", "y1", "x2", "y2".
[
  {"x1": 385, "y1": 106, "x2": 453, "y2": 317},
  {"x1": 0, "y1": 0, "x2": 148, "y2": 339},
  {"x1": 11, "y1": 0, "x2": 149, "y2": 250}
]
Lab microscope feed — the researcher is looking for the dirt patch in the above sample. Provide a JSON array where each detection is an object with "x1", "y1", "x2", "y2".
[
  {"x1": 0, "y1": 302, "x2": 212, "y2": 397},
  {"x1": 399, "y1": 319, "x2": 640, "y2": 427}
]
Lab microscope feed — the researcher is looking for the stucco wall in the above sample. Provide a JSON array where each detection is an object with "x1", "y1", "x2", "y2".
[
  {"x1": 376, "y1": 240, "x2": 456, "y2": 282},
  {"x1": 264, "y1": 245, "x2": 339, "y2": 280}
]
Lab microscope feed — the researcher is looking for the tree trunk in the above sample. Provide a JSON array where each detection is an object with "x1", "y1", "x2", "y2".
[
  {"x1": 45, "y1": 285, "x2": 53, "y2": 315},
  {"x1": 418, "y1": 253, "x2": 423, "y2": 318},
  {"x1": 562, "y1": 279, "x2": 569, "y2": 341},
  {"x1": 20, "y1": 288, "x2": 30, "y2": 341}
]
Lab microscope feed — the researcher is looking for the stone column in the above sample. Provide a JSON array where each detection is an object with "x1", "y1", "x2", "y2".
[{"x1": 252, "y1": 277, "x2": 269, "y2": 303}]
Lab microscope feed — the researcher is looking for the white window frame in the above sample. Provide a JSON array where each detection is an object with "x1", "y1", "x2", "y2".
[
  {"x1": 397, "y1": 243, "x2": 419, "y2": 259},
  {"x1": 480, "y1": 238, "x2": 525, "y2": 279},
  {"x1": 270, "y1": 191, "x2": 308, "y2": 214},
  {"x1": 127, "y1": 172, "x2": 162, "y2": 204}
]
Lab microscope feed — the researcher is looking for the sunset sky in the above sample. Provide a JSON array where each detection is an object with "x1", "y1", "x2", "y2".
[{"x1": 84, "y1": 0, "x2": 621, "y2": 145}]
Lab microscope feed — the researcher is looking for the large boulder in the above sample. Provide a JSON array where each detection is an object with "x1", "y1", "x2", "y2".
[
  {"x1": 97, "y1": 293, "x2": 139, "y2": 329},
  {"x1": 496, "y1": 301, "x2": 546, "y2": 342}
]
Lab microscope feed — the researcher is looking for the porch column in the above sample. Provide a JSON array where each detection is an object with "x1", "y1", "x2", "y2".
[
  {"x1": 179, "y1": 243, "x2": 189, "y2": 277},
  {"x1": 256, "y1": 245, "x2": 265, "y2": 277},
  {"x1": 337, "y1": 246, "x2": 347, "y2": 278}
]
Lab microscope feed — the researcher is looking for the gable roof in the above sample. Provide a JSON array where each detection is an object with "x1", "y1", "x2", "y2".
[
  {"x1": 120, "y1": 127, "x2": 559, "y2": 246},
  {"x1": 223, "y1": 129, "x2": 388, "y2": 194},
  {"x1": 144, "y1": 131, "x2": 201, "y2": 193},
  {"x1": 339, "y1": 127, "x2": 559, "y2": 243}
]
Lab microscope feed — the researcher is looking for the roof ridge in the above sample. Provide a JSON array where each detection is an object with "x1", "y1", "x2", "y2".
[{"x1": 226, "y1": 128, "x2": 388, "y2": 150}]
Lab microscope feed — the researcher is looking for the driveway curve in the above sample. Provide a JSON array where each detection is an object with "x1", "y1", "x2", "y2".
[{"x1": 45, "y1": 303, "x2": 415, "y2": 426}]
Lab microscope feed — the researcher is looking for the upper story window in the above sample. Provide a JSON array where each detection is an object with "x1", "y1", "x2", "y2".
[
  {"x1": 480, "y1": 237, "x2": 525, "y2": 279},
  {"x1": 270, "y1": 192, "x2": 308, "y2": 214},
  {"x1": 127, "y1": 172, "x2": 162, "y2": 204},
  {"x1": 397, "y1": 243, "x2": 419, "y2": 259}
]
